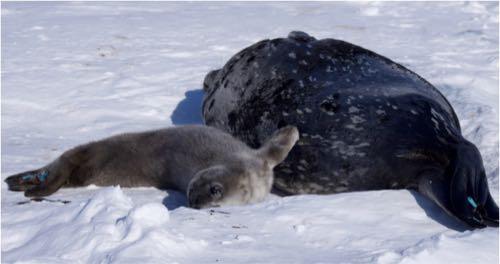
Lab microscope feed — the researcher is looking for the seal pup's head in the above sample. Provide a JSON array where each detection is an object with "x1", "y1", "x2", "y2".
[{"x1": 187, "y1": 126, "x2": 299, "y2": 209}]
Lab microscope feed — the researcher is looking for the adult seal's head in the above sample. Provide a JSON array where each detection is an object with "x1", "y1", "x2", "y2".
[{"x1": 202, "y1": 31, "x2": 498, "y2": 228}]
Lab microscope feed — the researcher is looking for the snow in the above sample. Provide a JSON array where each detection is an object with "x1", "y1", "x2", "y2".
[{"x1": 1, "y1": 2, "x2": 498, "y2": 263}]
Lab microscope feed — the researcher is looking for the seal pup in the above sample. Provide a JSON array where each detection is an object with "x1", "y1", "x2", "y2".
[
  {"x1": 5, "y1": 125, "x2": 299, "y2": 209},
  {"x1": 202, "y1": 31, "x2": 498, "y2": 228}
]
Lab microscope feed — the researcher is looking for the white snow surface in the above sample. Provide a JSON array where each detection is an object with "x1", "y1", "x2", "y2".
[{"x1": 1, "y1": 2, "x2": 499, "y2": 263}]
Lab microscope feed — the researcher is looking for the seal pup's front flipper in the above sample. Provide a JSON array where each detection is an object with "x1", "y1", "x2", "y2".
[
  {"x1": 419, "y1": 140, "x2": 499, "y2": 228},
  {"x1": 257, "y1": 125, "x2": 299, "y2": 168}
]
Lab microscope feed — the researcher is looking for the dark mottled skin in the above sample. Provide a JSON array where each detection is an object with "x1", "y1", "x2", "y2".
[{"x1": 202, "y1": 31, "x2": 498, "y2": 228}]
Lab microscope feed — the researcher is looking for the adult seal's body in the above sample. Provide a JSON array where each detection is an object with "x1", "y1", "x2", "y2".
[
  {"x1": 5, "y1": 125, "x2": 299, "y2": 209},
  {"x1": 202, "y1": 31, "x2": 498, "y2": 228}
]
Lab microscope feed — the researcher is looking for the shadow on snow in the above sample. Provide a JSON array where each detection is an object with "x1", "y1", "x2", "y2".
[{"x1": 170, "y1": 89, "x2": 204, "y2": 125}]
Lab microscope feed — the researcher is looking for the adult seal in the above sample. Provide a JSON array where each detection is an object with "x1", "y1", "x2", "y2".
[{"x1": 202, "y1": 31, "x2": 498, "y2": 228}]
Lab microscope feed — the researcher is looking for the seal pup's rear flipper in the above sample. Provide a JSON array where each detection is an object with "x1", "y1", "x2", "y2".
[
  {"x1": 5, "y1": 160, "x2": 70, "y2": 198},
  {"x1": 5, "y1": 169, "x2": 49, "y2": 192},
  {"x1": 419, "y1": 140, "x2": 499, "y2": 228},
  {"x1": 5, "y1": 145, "x2": 89, "y2": 197}
]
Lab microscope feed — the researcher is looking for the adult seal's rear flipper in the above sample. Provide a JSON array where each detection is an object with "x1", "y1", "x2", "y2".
[
  {"x1": 419, "y1": 140, "x2": 499, "y2": 228},
  {"x1": 449, "y1": 141, "x2": 498, "y2": 228}
]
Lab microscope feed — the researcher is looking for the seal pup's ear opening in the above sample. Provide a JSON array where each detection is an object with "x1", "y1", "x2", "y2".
[{"x1": 258, "y1": 125, "x2": 299, "y2": 168}]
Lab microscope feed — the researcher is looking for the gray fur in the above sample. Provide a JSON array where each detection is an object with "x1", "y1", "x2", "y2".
[{"x1": 5, "y1": 125, "x2": 299, "y2": 209}]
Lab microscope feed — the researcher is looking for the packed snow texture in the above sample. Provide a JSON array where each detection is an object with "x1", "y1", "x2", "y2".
[{"x1": 1, "y1": 2, "x2": 498, "y2": 263}]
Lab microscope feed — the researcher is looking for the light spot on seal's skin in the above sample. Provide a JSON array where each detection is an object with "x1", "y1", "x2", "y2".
[
  {"x1": 271, "y1": 68, "x2": 277, "y2": 77},
  {"x1": 299, "y1": 60, "x2": 308, "y2": 65},
  {"x1": 288, "y1": 52, "x2": 296, "y2": 59},
  {"x1": 307, "y1": 183, "x2": 325, "y2": 192},
  {"x1": 326, "y1": 66, "x2": 333, "y2": 73},
  {"x1": 304, "y1": 107, "x2": 312, "y2": 113},
  {"x1": 345, "y1": 124, "x2": 363, "y2": 131},
  {"x1": 410, "y1": 109, "x2": 418, "y2": 115},
  {"x1": 282, "y1": 111, "x2": 289, "y2": 116},
  {"x1": 335, "y1": 187, "x2": 349, "y2": 193},
  {"x1": 355, "y1": 142, "x2": 370, "y2": 147},
  {"x1": 431, "y1": 117, "x2": 439, "y2": 129},
  {"x1": 297, "y1": 141, "x2": 306, "y2": 146},
  {"x1": 296, "y1": 109, "x2": 304, "y2": 115},
  {"x1": 376, "y1": 109, "x2": 386, "y2": 115},
  {"x1": 331, "y1": 141, "x2": 369, "y2": 158},
  {"x1": 348, "y1": 106, "x2": 360, "y2": 113},
  {"x1": 260, "y1": 111, "x2": 270, "y2": 121},
  {"x1": 430, "y1": 107, "x2": 445, "y2": 121},
  {"x1": 351, "y1": 116, "x2": 366, "y2": 124},
  {"x1": 298, "y1": 80, "x2": 305, "y2": 87}
]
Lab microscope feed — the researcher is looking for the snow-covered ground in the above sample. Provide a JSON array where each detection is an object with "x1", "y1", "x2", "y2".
[{"x1": 1, "y1": 2, "x2": 498, "y2": 263}]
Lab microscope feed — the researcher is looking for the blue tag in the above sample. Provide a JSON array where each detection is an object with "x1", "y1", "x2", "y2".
[
  {"x1": 467, "y1": 196, "x2": 478, "y2": 209},
  {"x1": 38, "y1": 171, "x2": 48, "y2": 182},
  {"x1": 22, "y1": 174, "x2": 35, "y2": 181}
]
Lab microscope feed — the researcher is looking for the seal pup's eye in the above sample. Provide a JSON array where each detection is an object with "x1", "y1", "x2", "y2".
[{"x1": 210, "y1": 183, "x2": 224, "y2": 199}]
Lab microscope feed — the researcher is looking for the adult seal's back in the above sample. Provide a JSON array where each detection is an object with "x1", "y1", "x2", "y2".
[{"x1": 202, "y1": 31, "x2": 498, "y2": 228}]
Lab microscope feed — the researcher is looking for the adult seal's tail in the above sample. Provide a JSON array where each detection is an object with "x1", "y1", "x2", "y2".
[{"x1": 419, "y1": 139, "x2": 498, "y2": 228}]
